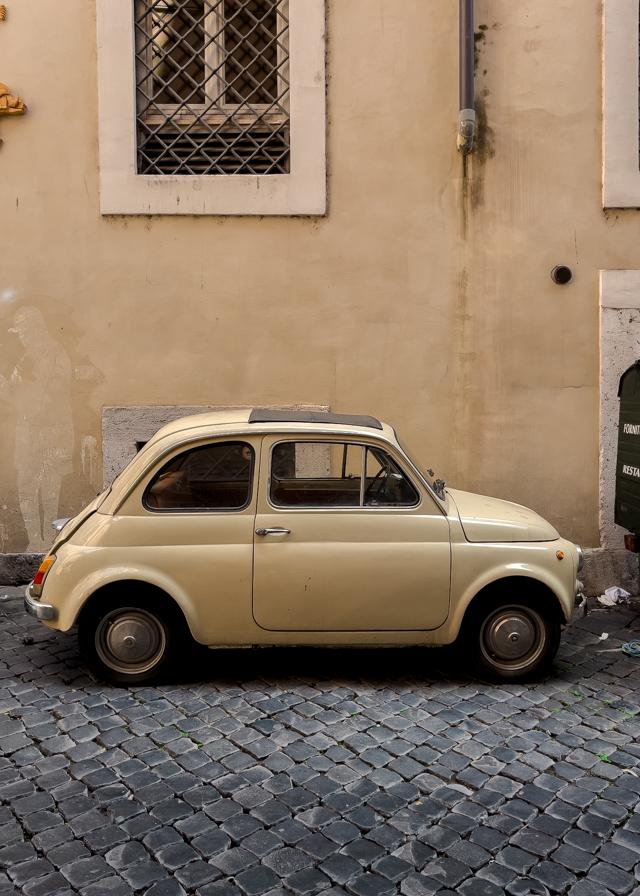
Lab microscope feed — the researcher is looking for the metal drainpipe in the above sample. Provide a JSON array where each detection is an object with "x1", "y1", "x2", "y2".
[{"x1": 457, "y1": 0, "x2": 476, "y2": 154}]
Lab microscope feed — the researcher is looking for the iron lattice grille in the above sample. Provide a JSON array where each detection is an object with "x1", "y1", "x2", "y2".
[{"x1": 135, "y1": 0, "x2": 290, "y2": 175}]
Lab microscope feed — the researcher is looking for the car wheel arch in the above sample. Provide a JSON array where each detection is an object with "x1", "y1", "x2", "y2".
[
  {"x1": 465, "y1": 576, "x2": 564, "y2": 619},
  {"x1": 74, "y1": 579, "x2": 195, "y2": 641},
  {"x1": 451, "y1": 573, "x2": 567, "y2": 642}
]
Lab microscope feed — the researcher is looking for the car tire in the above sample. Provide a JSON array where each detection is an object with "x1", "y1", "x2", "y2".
[
  {"x1": 78, "y1": 594, "x2": 182, "y2": 685},
  {"x1": 462, "y1": 595, "x2": 561, "y2": 681}
]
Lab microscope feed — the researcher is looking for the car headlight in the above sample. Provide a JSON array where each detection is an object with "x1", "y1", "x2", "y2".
[{"x1": 575, "y1": 544, "x2": 584, "y2": 573}]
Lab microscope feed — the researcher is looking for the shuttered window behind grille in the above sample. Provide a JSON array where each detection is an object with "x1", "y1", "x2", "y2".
[{"x1": 135, "y1": 0, "x2": 290, "y2": 176}]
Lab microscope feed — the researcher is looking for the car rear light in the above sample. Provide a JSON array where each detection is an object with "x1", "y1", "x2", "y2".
[
  {"x1": 624, "y1": 533, "x2": 640, "y2": 552},
  {"x1": 31, "y1": 555, "x2": 56, "y2": 596}
]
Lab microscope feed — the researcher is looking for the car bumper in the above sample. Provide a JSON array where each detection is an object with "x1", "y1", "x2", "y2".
[{"x1": 24, "y1": 587, "x2": 57, "y2": 622}]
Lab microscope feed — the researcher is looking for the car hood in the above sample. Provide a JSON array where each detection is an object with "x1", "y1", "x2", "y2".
[{"x1": 447, "y1": 488, "x2": 559, "y2": 543}]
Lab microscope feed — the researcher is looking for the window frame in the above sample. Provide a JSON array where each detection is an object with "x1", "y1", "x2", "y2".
[
  {"x1": 602, "y1": 0, "x2": 640, "y2": 207},
  {"x1": 97, "y1": 0, "x2": 325, "y2": 215},
  {"x1": 142, "y1": 439, "x2": 255, "y2": 513},
  {"x1": 267, "y1": 439, "x2": 422, "y2": 512}
]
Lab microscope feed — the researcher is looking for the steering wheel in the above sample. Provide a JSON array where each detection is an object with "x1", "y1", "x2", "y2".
[{"x1": 364, "y1": 464, "x2": 388, "y2": 503}]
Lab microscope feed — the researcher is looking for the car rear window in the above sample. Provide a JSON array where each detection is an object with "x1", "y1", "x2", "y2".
[{"x1": 144, "y1": 441, "x2": 254, "y2": 511}]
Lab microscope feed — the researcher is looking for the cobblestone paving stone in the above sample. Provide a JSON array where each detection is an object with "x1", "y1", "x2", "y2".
[{"x1": 0, "y1": 588, "x2": 638, "y2": 896}]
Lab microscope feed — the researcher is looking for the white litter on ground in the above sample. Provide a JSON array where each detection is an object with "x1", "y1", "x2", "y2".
[{"x1": 598, "y1": 586, "x2": 632, "y2": 607}]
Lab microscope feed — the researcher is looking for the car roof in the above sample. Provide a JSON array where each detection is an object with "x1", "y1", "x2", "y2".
[
  {"x1": 148, "y1": 408, "x2": 395, "y2": 444},
  {"x1": 248, "y1": 409, "x2": 383, "y2": 429}
]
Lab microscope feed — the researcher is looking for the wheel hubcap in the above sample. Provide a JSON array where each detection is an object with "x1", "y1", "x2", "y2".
[
  {"x1": 480, "y1": 605, "x2": 546, "y2": 672},
  {"x1": 95, "y1": 608, "x2": 166, "y2": 675}
]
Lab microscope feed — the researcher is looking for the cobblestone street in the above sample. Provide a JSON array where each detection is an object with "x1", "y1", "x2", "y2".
[{"x1": 0, "y1": 589, "x2": 637, "y2": 896}]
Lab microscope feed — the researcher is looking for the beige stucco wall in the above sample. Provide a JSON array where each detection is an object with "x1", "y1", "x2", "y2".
[{"x1": 0, "y1": 0, "x2": 635, "y2": 552}]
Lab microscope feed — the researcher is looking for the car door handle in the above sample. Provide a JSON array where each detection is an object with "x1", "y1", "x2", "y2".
[{"x1": 255, "y1": 527, "x2": 291, "y2": 537}]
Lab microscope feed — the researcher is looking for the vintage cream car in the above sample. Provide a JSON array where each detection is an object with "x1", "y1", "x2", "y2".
[{"x1": 25, "y1": 409, "x2": 585, "y2": 684}]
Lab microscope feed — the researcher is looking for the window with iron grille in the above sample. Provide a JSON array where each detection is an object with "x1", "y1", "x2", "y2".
[
  {"x1": 134, "y1": 0, "x2": 290, "y2": 176},
  {"x1": 96, "y1": 0, "x2": 325, "y2": 215}
]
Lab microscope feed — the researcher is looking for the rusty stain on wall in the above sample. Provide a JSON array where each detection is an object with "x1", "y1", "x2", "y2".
[
  {"x1": 454, "y1": 15, "x2": 499, "y2": 491},
  {"x1": 453, "y1": 267, "x2": 472, "y2": 484},
  {"x1": 459, "y1": 20, "x2": 496, "y2": 237},
  {"x1": 468, "y1": 94, "x2": 496, "y2": 213}
]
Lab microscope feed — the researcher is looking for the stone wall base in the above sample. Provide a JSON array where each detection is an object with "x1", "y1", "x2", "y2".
[
  {"x1": 582, "y1": 547, "x2": 639, "y2": 597},
  {"x1": 0, "y1": 554, "x2": 44, "y2": 587},
  {"x1": 1, "y1": 548, "x2": 638, "y2": 597}
]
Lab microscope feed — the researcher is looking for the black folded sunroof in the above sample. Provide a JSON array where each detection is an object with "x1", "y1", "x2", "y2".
[{"x1": 248, "y1": 409, "x2": 383, "y2": 430}]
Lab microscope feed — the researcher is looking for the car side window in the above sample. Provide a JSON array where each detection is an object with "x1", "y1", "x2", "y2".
[
  {"x1": 270, "y1": 442, "x2": 419, "y2": 509},
  {"x1": 145, "y1": 441, "x2": 254, "y2": 511},
  {"x1": 364, "y1": 447, "x2": 419, "y2": 507},
  {"x1": 271, "y1": 442, "x2": 363, "y2": 507}
]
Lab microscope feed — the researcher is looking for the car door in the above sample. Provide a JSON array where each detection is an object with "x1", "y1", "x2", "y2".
[
  {"x1": 115, "y1": 438, "x2": 257, "y2": 643},
  {"x1": 252, "y1": 435, "x2": 451, "y2": 632}
]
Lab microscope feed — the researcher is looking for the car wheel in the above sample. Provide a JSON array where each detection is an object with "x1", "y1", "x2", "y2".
[
  {"x1": 465, "y1": 598, "x2": 561, "y2": 681},
  {"x1": 79, "y1": 599, "x2": 176, "y2": 685}
]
